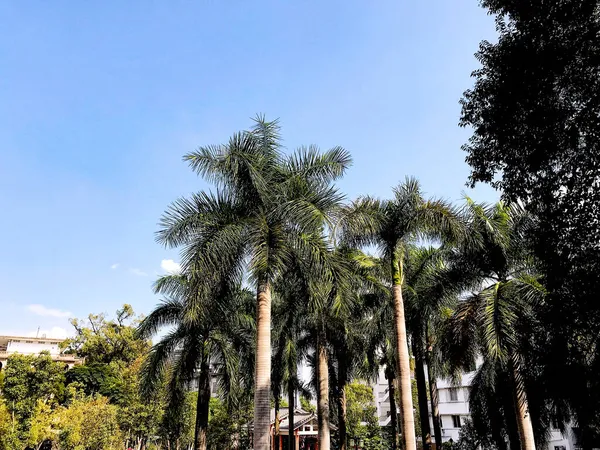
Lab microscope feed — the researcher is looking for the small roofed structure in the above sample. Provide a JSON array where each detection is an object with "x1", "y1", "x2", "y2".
[{"x1": 268, "y1": 407, "x2": 337, "y2": 450}]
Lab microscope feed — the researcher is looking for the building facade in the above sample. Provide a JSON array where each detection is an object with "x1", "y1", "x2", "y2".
[
  {"x1": 0, "y1": 335, "x2": 83, "y2": 368},
  {"x1": 374, "y1": 364, "x2": 577, "y2": 450},
  {"x1": 186, "y1": 364, "x2": 221, "y2": 397},
  {"x1": 373, "y1": 367, "x2": 394, "y2": 427},
  {"x1": 436, "y1": 372, "x2": 473, "y2": 442}
]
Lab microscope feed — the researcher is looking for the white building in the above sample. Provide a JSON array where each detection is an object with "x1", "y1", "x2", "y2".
[
  {"x1": 186, "y1": 363, "x2": 221, "y2": 397},
  {"x1": 436, "y1": 368, "x2": 577, "y2": 450},
  {"x1": 437, "y1": 371, "x2": 473, "y2": 442},
  {"x1": 374, "y1": 364, "x2": 577, "y2": 450},
  {"x1": 373, "y1": 367, "x2": 395, "y2": 426},
  {"x1": 0, "y1": 335, "x2": 83, "y2": 369}
]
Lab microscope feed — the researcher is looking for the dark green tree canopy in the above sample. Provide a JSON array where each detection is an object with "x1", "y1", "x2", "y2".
[
  {"x1": 461, "y1": 0, "x2": 600, "y2": 202},
  {"x1": 460, "y1": 0, "x2": 600, "y2": 266},
  {"x1": 460, "y1": 2, "x2": 600, "y2": 445}
]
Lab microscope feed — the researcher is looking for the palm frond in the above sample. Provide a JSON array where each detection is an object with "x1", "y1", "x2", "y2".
[
  {"x1": 136, "y1": 297, "x2": 184, "y2": 339},
  {"x1": 339, "y1": 196, "x2": 386, "y2": 248},
  {"x1": 284, "y1": 145, "x2": 352, "y2": 184},
  {"x1": 140, "y1": 326, "x2": 188, "y2": 397}
]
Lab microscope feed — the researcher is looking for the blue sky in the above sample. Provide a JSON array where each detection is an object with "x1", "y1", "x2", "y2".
[{"x1": 0, "y1": 1, "x2": 498, "y2": 339}]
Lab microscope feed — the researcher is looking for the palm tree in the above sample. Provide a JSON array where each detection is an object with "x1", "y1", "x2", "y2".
[
  {"x1": 309, "y1": 245, "x2": 385, "y2": 450},
  {"x1": 156, "y1": 117, "x2": 351, "y2": 450},
  {"x1": 285, "y1": 244, "x2": 354, "y2": 450},
  {"x1": 327, "y1": 247, "x2": 390, "y2": 450},
  {"x1": 137, "y1": 272, "x2": 254, "y2": 450},
  {"x1": 404, "y1": 246, "x2": 442, "y2": 450},
  {"x1": 362, "y1": 279, "x2": 399, "y2": 450},
  {"x1": 403, "y1": 241, "x2": 484, "y2": 450},
  {"x1": 272, "y1": 259, "x2": 314, "y2": 450},
  {"x1": 340, "y1": 177, "x2": 465, "y2": 450},
  {"x1": 441, "y1": 200, "x2": 542, "y2": 450}
]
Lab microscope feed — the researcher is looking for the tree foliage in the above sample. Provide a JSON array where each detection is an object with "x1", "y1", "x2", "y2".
[
  {"x1": 300, "y1": 396, "x2": 316, "y2": 414},
  {"x1": 158, "y1": 390, "x2": 197, "y2": 450},
  {"x1": 62, "y1": 304, "x2": 149, "y2": 365},
  {"x1": 460, "y1": 0, "x2": 600, "y2": 444},
  {"x1": 65, "y1": 363, "x2": 121, "y2": 399},
  {"x1": 345, "y1": 382, "x2": 383, "y2": 450},
  {"x1": 0, "y1": 399, "x2": 20, "y2": 450},
  {"x1": 56, "y1": 392, "x2": 123, "y2": 450},
  {"x1": 2, "y1": 353, "x2": 66, "y2": 440}
]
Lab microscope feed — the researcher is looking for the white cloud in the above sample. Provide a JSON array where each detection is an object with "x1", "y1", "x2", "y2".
[
  {"x1": 110, "y1": 263, "x2": 120, "y2": 270},
  {"x1": 129, "y1": 268, "x2": 148, "y2": 277},
  {"x1": 27, "y1": 304, "x2": 72, "y2": 318},
  {"x1": 161, "y1": 259, "x2": 181, "y2": 274},
  {"x1": 27, "y1": 327, "x2": 69, "y2": 339}
]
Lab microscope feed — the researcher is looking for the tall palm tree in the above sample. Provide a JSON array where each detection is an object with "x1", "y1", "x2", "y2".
[
  {"x1": 310, "y1": 245, "x2": 387, "y2": 450},
  {"x1": 340, "y1": 177, "x2": 465, "y2": 450},
  {"x1": 442, "y1": 200, "x2": 543, "y2": 450},
  {"x1": 156, "y1": 117, "x2": 351, "y2": 450},
  {"x1": 286, "y1": 243, "x2": 355, "y2": 450},
  {"x1": 363, "y1": 283, "x2": 400, "y2": 450},
  {"x1": 327, "y1": 247, "x2": 390, "y2": 450},
  {"x1": 272, "y1": 258, "x2": 313, "y2": 450},
  {"x1": 137, "y1": 273, "x2": 254, "y2": 450},
  {"x1": 404, "y1": 246, "x2": 442, "y2": 450},
  {"x1": 403, "y1": 240, "x2": 484, "y2": 450}
]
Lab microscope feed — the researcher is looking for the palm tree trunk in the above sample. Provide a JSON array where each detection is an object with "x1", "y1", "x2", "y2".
[
  {"x1": 425, "y1": 354, "x2": 442, "y2": 449},
  {"x1": 412, "y1": 340, "x2": 432, "y2": 450},
  {"x1": 288, "y1": 382, "x2": 295, "y2": 450},
  {"x1": 502, "y1": 380, "x2": 522, "y2": 450},
  {"x1": 275, "y1": 396, "x2": 281, "y2": 450},
  {"x1": 511, "y1": 365, "x2": 536, "y2": 450},
  {"x1": 193, "y1": 354, "x2": 211, "y2": 450},
  {"x1": 386, "y1": 369, "x2": 398, "y2": 450},
  {"x1": 254, "y1": 280, "x2": 272, "y2": 450},
  {"x1": 391, "y1": 256, "x2": 417, "y2": 450},
  {"x1": 317, "y1": 334, "x2": 331, "y2": 450},
  {"x1": 336, "y1": 360, "x2": 348, "y2": 450}
]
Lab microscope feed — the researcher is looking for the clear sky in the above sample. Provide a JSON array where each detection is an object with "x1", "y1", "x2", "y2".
[{"x1": 0, "y1": 1, "x2": 498, "y2": 339}]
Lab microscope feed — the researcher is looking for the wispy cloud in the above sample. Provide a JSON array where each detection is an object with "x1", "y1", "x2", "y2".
[
  {"x1": 110, "y1": 263, "x2": 120, "y2": 270},
  {"x1": 161, "y1": 259, "x2": 181, "y2": 274},
  {"x1": 129, "y1": 268, "x2": 148, "y2": 277},
  {"x1": 27, "y1": 304, "x2": 72, "y2": 318}
]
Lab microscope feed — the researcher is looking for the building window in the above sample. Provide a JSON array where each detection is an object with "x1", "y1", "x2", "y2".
[
  {"x1": 25, "y1": 340, "x2": 33, "y2": 343},
  {"x1": 449, "y1": 388, "x2": 459, "y2": 402},
  {"x1": 452, "y1": 415, "x2": 462, "y2": 428},
  {"x1": 386, "y1": 410, "x2": 391, "y2": 417},
  {"x1": 554, "y1": 446, "x2": 566, "y2": 450},
  {"x1": 304, "y1": 425, "x2": 311, "y2": 431}
]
